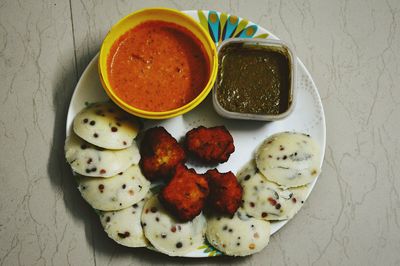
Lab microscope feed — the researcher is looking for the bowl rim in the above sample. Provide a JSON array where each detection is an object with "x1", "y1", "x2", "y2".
[{"x1": 98, "y1": 7, "x2": 218, "y2": 118}]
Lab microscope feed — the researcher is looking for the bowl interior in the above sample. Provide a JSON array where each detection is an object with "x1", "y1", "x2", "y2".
[{"x1": 99, "y1": 7, "x2": 217, "y2": 118}]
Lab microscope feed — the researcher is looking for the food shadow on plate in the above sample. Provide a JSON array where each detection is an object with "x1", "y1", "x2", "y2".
[
  {"x1": 182, "y1": 95, "x2": 269, "y2": 132},
  {"x1": 46, "y1": 52, "x2": 253, "y2": 263}
]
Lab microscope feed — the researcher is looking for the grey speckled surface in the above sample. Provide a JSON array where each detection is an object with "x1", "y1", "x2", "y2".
[{"x1": 1, "y1": 0, "x2": 400, "y2": 265}]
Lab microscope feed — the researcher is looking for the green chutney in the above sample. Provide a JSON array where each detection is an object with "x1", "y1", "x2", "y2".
[{"x1": 216, "y1": 43, "x2": 292, "y2": 115}]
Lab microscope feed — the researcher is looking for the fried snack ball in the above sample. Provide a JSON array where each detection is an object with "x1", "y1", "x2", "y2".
[
  {"x1": 185, "y1": 126, "x2": 235, "y2": 164},
  {"x1": 205, "y1": 169, "x2": 243, "y2": 216},
  {"x1": 139, "y1": 127, "x2": 185, "y2": 181},
  {"x1": 159, "y1": 164, "x2": 209, "y2": 222}
]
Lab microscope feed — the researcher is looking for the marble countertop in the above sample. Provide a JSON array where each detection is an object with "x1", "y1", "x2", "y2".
[{"x1": 1, "y1": 0, "x2": 399, "y2": 265}]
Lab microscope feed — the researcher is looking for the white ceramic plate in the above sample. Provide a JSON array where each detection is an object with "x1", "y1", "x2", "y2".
[{"x1": 66, "y1": 10, "x2": 326, "y2": 257}]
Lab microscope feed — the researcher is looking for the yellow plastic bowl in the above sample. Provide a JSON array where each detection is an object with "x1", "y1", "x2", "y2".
[{"x1": 99, "y1": 7, "x2": 218, "y2": 119}]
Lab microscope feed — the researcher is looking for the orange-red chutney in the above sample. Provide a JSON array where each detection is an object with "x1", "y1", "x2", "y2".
[{"x1": 107, "y1": 21, "x2": 210, "y2": 112}]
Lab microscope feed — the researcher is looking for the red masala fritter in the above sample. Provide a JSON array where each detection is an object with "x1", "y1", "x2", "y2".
[
  {"x1": 139, "y1": 127, "x2": 185, "y2": 181},
  {"x1": 185, "y1": 126, "x2": 235, "y2": 164},
  {"x1": 159, "y1": 164, "x2": 209, "y2": 222},
  {"x1": 205, "y1": 169, "x2": 243, "y2": 215}
]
